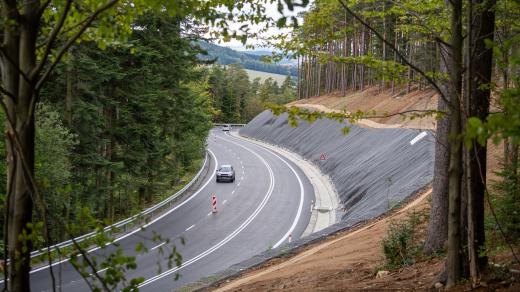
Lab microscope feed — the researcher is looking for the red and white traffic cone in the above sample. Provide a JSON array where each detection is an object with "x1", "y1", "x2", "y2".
[
  {"x1": 212, "y1": 194, "x2": 217, "y2": 213},
  {"x1": 288, "y1": 234, "x2": 292, "y2": 243}
]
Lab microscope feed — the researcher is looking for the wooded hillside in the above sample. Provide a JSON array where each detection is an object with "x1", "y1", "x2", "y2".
[{"x1": 197, "y1": 41, "x2": 298, "y2": 76}]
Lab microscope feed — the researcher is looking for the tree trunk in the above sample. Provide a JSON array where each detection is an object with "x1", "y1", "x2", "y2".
[
  {"x1": 466, "y1": 0, "x2": 495, "y2": 283},
  {"x1": 2, "y1": 1, "x2": 40, "y2": 291},
  {"x1": 424, "y1": 51, "x2": 451, "y2": 253},
  {"x1": 446, "y1": 0, "x2": 464, "y2": 287}
]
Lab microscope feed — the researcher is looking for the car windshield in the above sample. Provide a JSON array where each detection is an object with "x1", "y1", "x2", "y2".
[{"x1": 220, "y1": 166, "x2": 232, "y2": 172}]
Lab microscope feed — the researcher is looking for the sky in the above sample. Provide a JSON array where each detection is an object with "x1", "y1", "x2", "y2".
[{"x1": 210, "y1": 1, "x2": 310, "y2": 51}]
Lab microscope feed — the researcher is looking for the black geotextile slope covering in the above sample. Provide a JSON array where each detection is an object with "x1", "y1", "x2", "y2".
[{"x1": 240, "y1": 110, "x2": 435, "y2": 225}]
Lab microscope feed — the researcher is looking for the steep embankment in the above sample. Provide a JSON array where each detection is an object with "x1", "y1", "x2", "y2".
[
  {"x1": 240, "y1": 110, "x2": 434, "y2": 225},
  {"x1": 290, "y1": 86, "x2": 438, "y2": 129}
]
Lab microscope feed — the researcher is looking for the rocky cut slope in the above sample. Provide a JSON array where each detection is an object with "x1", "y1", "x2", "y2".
[{"x1": 240, "y1": 110, "x2": 434, "y2": 225}]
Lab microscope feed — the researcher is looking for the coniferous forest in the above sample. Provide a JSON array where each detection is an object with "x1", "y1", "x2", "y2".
[
  {"x1": 0, "y1": 0, "x2": 518, "y2": 291},
  {"x1": 0, "y1": 7, "x2": 295, "y2": 276}
]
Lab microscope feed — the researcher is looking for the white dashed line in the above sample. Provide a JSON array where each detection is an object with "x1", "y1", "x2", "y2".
[
  {"x1": 207, "y1": 212, "x2": 212, "y2": 216},
  {"x1": 237, "y1": 182, "x2": 241, "y2": 186},
  {"x1": 185, "y1": 224, "x2": 195, "y2": 232},
  {"x1": 140, "y1": 132, "x2": 276, "y2": 288},
  {"x1": 231, "y1": 190, "x2": 235, "y2": 194},
  {"x1": 222, "y1": 200, "x2": 227, "y2": 205},
  {"x1": 151, "y1": 242, "x2": 166, "y2": 251}
]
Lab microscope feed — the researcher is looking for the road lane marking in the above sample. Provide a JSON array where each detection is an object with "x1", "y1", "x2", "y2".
[
  {"x1": 26, "y1": 150, "x2": 219, "y2": 276},
  {"x1": 222, "y1": 200, "x2": 227, "y2": 205},
  {"x1": 140, "y1": 131, "x2": 276, "y2": 288},
  {"x1": 185, "y1": 225, "x2": 195, "y2": 232},
  {"x1": 229, "y1": 134, "x2": 306, "y2": 249},
  {"x1": 151, "y1": 242, "x2": 166, "y2": 251},
  {"x1": 207, "y1": 212, "x2": 212, "y2": 216},
  {"x1": 231, "y1": 190, "x2": 235, "y2": 195}
]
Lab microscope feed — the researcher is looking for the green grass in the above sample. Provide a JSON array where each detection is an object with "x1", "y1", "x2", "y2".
[{"x1": 244, "y1": 69, "x2": 292, "y2": 84}]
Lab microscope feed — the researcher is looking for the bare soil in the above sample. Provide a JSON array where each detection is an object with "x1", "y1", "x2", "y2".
[
  {"x1": 208, "y1": 88, "x2": 518, "y2": 291},
  {"x1": 289, "y1": 86, "x2": 439, "y2": 130},
  {"x1": 214, "y1": 190, "x2": 519, "y2": 291}
]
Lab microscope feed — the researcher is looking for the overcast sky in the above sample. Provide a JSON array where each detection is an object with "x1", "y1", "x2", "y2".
[{"x1": 211, "y1": 1, "x2": 310, "y2": 51}]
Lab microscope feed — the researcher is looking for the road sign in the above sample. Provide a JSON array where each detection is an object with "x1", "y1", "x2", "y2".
[{"x1": 320, "y1": 153, "x2": 326, "y2": 161}]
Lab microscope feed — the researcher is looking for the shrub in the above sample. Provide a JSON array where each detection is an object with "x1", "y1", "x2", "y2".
[{"x1": 382, "y1": 210, "x2": 427, "y2": 270}]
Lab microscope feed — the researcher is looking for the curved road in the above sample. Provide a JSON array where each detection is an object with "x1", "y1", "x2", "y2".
[{"x1": 24, "y1": 129, "x2": 314, "y2": 291}]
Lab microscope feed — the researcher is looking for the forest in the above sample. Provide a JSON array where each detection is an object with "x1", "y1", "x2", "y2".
[
  {"x1": 0, "y1": 1, "x2": 297, "y2": 290},
  {"x1": 0, "y1": 0, "x2": 518, "y2": 290},
  {"x1": 0, "y1": 14, "x2": 295, "y2": 248},
  {"x1": 196, "y1": 41, "x2": 298, "y2": 76},
  {"x1": 274, "y1": 0, "x2": 519, "y2": 288}
]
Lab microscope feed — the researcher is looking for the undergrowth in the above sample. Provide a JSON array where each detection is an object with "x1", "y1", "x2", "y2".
[{"x1": 380, "y1": 209, "x2": 429, "y2": 271}]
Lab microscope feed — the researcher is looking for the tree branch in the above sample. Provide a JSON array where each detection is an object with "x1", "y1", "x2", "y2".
[
  {"x1": 37, "y1": 0, "x2": 52, "y2": 18},
  {"x1": 0, "y1": 47, "x2": 34, "y2": 97},
  {"x1": 30, "y1": 0, "x2": 73, "y2": 81},
  {"x1": 364, "y1": 109, "x2": 443, "y2": 119},
  {"x1": 0, "y1": 99, "x2": 57, "y2": 291},
  {"x1": 70, "y1": 238, "x2": 111, "y2": 292},
  {"x1": 337, "y1": 0, "x2": 453, "y2": 109},
  {"x1": 0, "y1": 84, "x2": 17, "y2": 101},
  {"x1": 35, "y1": 0, "x2": 120, "y2": 92},
  {"x1": 30, "y1": 0, "x2": 120, "y2": 124}
]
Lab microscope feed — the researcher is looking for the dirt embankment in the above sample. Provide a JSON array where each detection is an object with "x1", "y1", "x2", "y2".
[
  {"x1": 289, "y1": 86, "x2": 439, "y2": 130},
  {"x1": 214, "y1": 190, "x2": 439, "y2": 291},
  {"x1": 209, "y1": 87, "x2": 514, "y2": 291}
]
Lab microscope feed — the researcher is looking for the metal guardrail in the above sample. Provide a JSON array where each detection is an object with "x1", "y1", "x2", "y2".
[
  {"x1": 31, "y1": 151, "x2": 210, "y2": 258},
  {"x1": 213, "y1": 123, "x2": 246, "y2": 127}
]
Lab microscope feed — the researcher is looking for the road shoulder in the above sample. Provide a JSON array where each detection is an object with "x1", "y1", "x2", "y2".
[{"x1": 229, "y1": 131, "x2": 339, "y2": 235}]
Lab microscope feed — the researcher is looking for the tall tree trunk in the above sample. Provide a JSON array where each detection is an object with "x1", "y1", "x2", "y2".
[
  {"x1": 65, "y1": 55, "x2": 73, "y2": 126},
  {"x1": 2, "y1": 1, "x2": 40, "y2": 291},
  {"x1": 424, "y1": 50, "x2": 451, "y2": 253},
  {"x1": 446, "y1": 0, "x2": 464, "y2": 287},
  {"x1": 466, "y1": 0, "x2": 495, "y2": 283}
]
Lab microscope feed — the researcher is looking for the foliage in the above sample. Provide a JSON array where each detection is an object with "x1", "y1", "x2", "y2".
[
  {"x1": 382, "y1": 210, "x2": 428, "y2": 270},
  {"x1": 487, "y1": 162, "x2": 520, "y2": 244},
  {"x1": 196, "y1": 41, "x2": 297, "y2": 76},
  {"x1": 206, "y1": 63, "x2": 296, "y2": 123}
]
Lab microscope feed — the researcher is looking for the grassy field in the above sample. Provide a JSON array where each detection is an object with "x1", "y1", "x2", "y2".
[{"x1": 244, "y1": 69, "x2": 292, "y2": 84}]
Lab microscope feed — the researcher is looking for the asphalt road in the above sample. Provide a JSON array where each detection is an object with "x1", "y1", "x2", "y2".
[{"x1": 23, "y1": 129, "x2": 314, "y2": 291}]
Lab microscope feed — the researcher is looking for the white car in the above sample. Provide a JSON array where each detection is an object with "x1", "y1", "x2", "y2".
[{"x1": 222, "y1": 124, "x2": 231, "y2": 131}]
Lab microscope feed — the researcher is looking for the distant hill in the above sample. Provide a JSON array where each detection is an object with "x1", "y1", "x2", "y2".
[{"x1": 196, "y1": 41, "x2": 297, "y2": 76}]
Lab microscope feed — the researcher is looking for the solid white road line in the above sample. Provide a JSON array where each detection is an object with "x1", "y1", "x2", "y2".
[
  {"x1": 185, "y1": 225, "x2": 195, "y2": 232},
  {"x1": 27, "y1": 150, "x2": 219, "y2": 275},
  {"x1": 227, "y1": 134, "x2": 306, "y2": 249},
  {"x1": 139, "y1": 132, "x2": 276, "y2": 288}
]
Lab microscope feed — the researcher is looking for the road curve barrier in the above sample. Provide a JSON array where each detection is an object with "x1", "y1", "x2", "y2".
[{"x1": 30, "y1": 151, "x2": 211, "y2": 259}]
